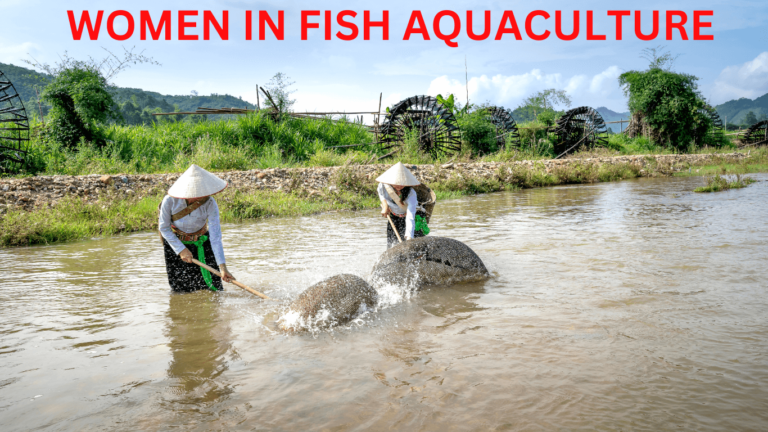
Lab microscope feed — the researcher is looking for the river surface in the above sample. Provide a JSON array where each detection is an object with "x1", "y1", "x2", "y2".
[{"x1": 1, "y1": 175, "x2": 768, "y2": 431}]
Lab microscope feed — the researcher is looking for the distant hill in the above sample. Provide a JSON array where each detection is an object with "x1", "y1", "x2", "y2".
[
  {"x1": 0, "y1": 62, "x2": 254, "y2": 124},
  {"x1": 714, "y1": 94, "x2": 768, "y2": 126},
  {"x1": 510, "y1": 105, "x2": 630, "y2": 133},
  {"x1": 110, "y1": 87, "x2": 254, "y2": 114},
  {"x1": 6, "y1": 59, "x2": 765, "y2": 128},
  {"x1": 0, "y1": 62, "x2": 52, "y2": 116},
  {"x1": 595, "y1": 107, "x2": 630, "y2": 133}
]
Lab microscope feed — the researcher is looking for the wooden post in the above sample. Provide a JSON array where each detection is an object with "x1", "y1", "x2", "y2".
[
  {"x1": 376, "y1": 92, "x2": 382, "y2": 143},
  {"x1": 256, "y1": 85, "x2": 260, "y2": 110},
  {"x1": 465, "y1": 56, "x2": 469, "y2": 108}
]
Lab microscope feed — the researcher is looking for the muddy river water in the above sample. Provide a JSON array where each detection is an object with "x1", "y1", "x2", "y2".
[{"x1": 1, "y1": 175, "x2": 767, "y2": 431}]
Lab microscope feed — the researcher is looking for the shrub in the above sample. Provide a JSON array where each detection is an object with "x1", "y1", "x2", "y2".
[
  {"x1": 41, "y1": 66, "x2": 119, "y2": 148},
  {"x1": 457, "y1": 109, "x2": 498, "y2": 155},
  {"x1": 619, "y1": 68, "x2": 712, "y2": 150}
]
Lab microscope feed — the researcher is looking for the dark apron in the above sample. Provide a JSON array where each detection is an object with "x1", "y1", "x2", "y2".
[
  {"x1": 386, "y1": 211, "x2": 427, "y2": 249},
  {"x1": 162, "y1": 233, "x2": 223, "y2": 293}
]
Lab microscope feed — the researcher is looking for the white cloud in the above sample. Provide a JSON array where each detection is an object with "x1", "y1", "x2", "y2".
[
  {"x1": 0, "y1": 41, "x2": 42, "y2": 62},
  {"x1": 711, "y1": 52, "x2": 768, "y2": 103},
  {"x1": 426, "y1": 66, "x2": 626, "y2": 111}
]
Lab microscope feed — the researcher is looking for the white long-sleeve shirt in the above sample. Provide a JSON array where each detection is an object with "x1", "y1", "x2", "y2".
[
  {"x1": 377, "y1": 183, "x2": 418, "y2": 239},
  {"x1": 158, "y1": 195, "x2": 226, "y2": 265}
]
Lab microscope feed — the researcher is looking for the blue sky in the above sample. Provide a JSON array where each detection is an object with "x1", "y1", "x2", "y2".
[{"x1": 1, "y1": 0, "x2": 767, "y2": 116}]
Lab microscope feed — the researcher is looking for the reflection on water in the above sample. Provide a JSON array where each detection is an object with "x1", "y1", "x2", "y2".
[
  {"x1": 1, "y1": 175, "x2": 768, "y2": 431},
  {"x1": 164, "y1": 292, "x2": 232, "y2": 406}
]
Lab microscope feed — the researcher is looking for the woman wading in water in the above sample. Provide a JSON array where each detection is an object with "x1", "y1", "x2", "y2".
[
  {"x1": 377, "y1": 162, "x2": 432, "y2": 249},
  {"x1": 159, "y1": 164, "x2": 235, "y2": 292}
]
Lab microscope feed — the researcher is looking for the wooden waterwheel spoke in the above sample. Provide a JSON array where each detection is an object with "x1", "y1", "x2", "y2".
[
  {"x1": 0, "y1": 70, "x2": 30, "y2": 174},
  {"x1": 741, "y1": 120, "x2": 768, "y2": 147},
  {"x1": 553, "y1": 106, "x2": 609, "y2": 158},
  {"x1": 378, "y1": 95, "x2": 462, "y2": 157}
]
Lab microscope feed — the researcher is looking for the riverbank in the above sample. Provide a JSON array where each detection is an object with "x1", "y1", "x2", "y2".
[{"x1": 1, "y1": 151, "x2": 765, "y2": 247}]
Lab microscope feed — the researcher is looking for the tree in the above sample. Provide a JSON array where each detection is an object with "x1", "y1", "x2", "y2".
[
  {"x1": 25, "y1": 47, "x2": 159, "y2": 146},
  {"x1": 436, "y1": 93, "x2": 470, "y2": 116},
  {"x1": 24, "y1": 47, "x2": 159, "y2": 84},
  {"x1": 41, "y1": 66, "x2": 119, "y2": 147},
  {"x1": 262, "y1": 72, "x2": 296, "y2": 114},
  {"x1": 640, "y1": 45, "x2": 679, "y2": 71},
  {"x1": 619, "y1": 68, "x2": 711, "y2": 149},
  {"x1": 516, "y1": 89, "x2": 571, "y2": 123},
  {"x1": 743, "y1": 111, "x2": 758, "y2": 126},
  {"x1": 619, "y1": 47, "x2": 713, "y2": 149}
]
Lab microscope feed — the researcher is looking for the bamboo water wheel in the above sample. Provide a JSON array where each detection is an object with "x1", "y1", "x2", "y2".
[
  {"x1": 697, "y1": 104, "x2": 725, "y2": 146},
  {"x1": 0, "y1": 70, "x2": 30, "y2": 175},
  {"x1": 486, "y1": 106, "x2": 521, "y2": 149},
  {"x1": 378, "y1": 95, "x2": 461, "y2": 158},
  {"x1": 740, "y1": 120, "x2": 768, "y2": 147},
  {"x1": 551, "y1": 106, "x2": 609, "y2": 158}
]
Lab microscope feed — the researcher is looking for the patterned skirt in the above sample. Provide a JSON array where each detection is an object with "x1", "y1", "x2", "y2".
[
  {"x1": 386, "y1": 211, "x2": 427, "y2": 249},
  {"x1": 162, "y1": 233, "x2": 223, "y2": 292}
]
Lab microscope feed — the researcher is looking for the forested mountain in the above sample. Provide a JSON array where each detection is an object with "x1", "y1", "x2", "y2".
[
  {"x1": 0, "y1": 62, "x2": 52, "y2": 117},
  {"x1": 714, "y1": 94, "x2": 768, "y2": 126},
  {"x1": 0, "y1": 62, "x2": 254, "y2": 124},
  {"x1": 596, "y1": 107, "x2": 630, "y2": 133},
  {"x1": 4, "y1": 60, "x2": 766, "y2": 128}
]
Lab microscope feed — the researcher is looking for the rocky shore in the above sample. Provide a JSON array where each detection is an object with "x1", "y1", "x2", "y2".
[{"x1": 0, "y1": 153, "x2": 748, "y2": 213}]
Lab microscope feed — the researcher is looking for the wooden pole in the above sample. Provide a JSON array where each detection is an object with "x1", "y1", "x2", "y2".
[
  {"x1": 465, "y1": 55, "x2": 469, "y2": 108},
  {"x1": 191, "y1": 258, "x2": 271, "y2": 300},
  {"x1": 256, "y1": 85, "x2": 260, "y2": 110},
  {"x1": 387, "y1": 215, "x2": 403, "y2": 243}
]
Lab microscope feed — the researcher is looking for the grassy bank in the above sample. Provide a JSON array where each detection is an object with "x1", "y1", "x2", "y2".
[
  {"x1": 0, "y1": 187, "x2": 379, "y2": 247},
  {"x1": 3, "y1": 112, "x2": 766, "y2": 247},
  {"x1": 17, "y1": 113, "x2": 746, "y2": 178},
  {"x1": 9, "y1": 151, "x2": 767, "y2": 247}
]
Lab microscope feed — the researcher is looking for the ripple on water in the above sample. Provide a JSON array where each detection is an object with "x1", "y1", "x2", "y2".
[{"x1": 1, "y1": 175, "x2": 768, "y2": 430}]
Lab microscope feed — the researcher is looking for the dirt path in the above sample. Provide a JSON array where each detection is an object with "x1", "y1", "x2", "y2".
[{"x1": 0, "y1": 153, "x2": 747, "y2": 213}]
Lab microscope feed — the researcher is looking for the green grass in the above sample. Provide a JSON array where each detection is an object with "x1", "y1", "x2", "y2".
[
  {"x1": 22, "y1": 112, "x2": 376, "y2": 176},
  {"x1": 0, "y1": 158, "x2": 650, "y2": 247},
  {"x1": 673, "y1": 148, "x2": 768, "y2": 177},
  {"x1": 0, "y1": 187, "x2": 379, "y2": 247},
  {"x1": 13, "y1": 113, "x2": 755, "y2": 179},
  {"x1": 4, "y1": 116, "x2": 768, "y2": 247},
  {"x1": 694, "y1": 174, "x2": 757, "y2": 193},
  {"x1": 3, "y1": 149, "x2": 765, "y2": 248}
]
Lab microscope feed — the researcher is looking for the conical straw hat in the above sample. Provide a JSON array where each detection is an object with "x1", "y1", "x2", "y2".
[
  {"x1": 375, "y1": 162, "x2": 420, "y2": 186},
  {"x1": 167, "y1": 164, "x2": 228, "y2": 199}
]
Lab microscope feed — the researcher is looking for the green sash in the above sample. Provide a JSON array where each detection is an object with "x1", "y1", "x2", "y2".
[
  {"x1": 415, "y1": 215, "x2": 430, "y2": 235},
  {"x1": 181, "y1": 235, "x2": 217, "y2": 291}
]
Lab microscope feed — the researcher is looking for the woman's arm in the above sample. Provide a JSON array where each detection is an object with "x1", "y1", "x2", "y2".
[
  {"x1": 377, "y1": 183, "x2": 391, "y2": 216},
  {"x1": 404, "y1": 189, "x2": 418, "y2": 239},
  {"x1": 207, "y1": 198, "x2": 226, "y2": 266},
  {"x1": 159, "y1": 196, "x2": 187, "y2": 255},
  {"x1": 207, "y1": 198, "x2": 235, "y2": 282}
]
